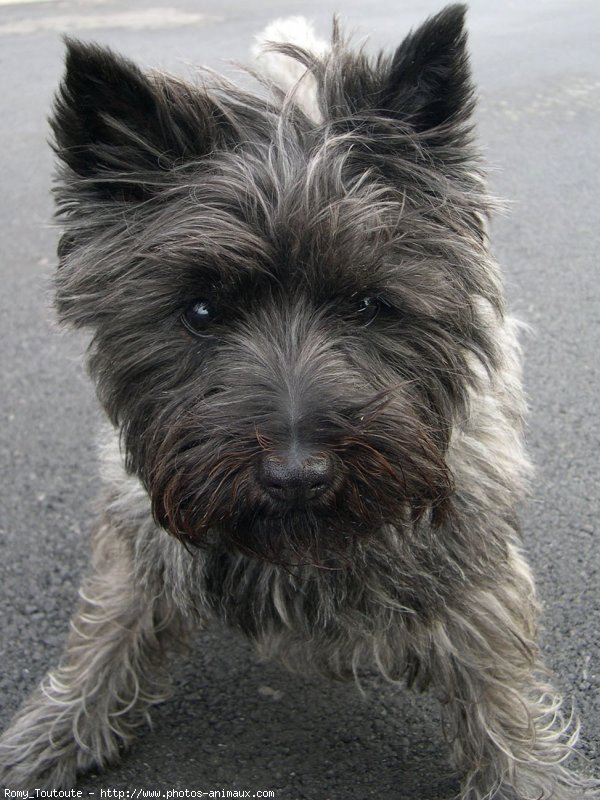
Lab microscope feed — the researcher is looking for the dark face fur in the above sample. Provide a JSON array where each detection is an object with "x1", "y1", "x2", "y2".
[{"x1": 52, "y1": 5, "x2": 501, "y2": 564}]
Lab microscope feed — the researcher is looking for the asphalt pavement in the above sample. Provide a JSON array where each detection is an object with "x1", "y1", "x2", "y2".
[{"x1": 0, "y1": 0, "x2": 598, "y2": 797}]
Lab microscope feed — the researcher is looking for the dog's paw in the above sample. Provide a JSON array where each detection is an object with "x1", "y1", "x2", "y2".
[
  {"x1": 460, "y1": 772, "x2": 600, "y2": 800},
  {"x1": 0, "y1": 696, "x2": 98, "y2": 789},
  {"x1": 0, "y1": 735, "x2": 80, "y2": 790}
]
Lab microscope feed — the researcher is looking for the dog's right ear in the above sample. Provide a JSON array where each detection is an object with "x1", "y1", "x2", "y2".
[{"x1": 51, "y1": 40, "x2": 226, "y2": 201}]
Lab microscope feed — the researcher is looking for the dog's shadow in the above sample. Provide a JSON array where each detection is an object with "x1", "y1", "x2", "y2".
[{"x1": 79, "y1": 627, "x2": 459, "y2": 798}]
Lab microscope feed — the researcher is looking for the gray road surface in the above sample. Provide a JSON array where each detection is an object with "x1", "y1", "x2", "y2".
[{"x1": 0, "y1": 0, "x2": 598, "y2": 797}]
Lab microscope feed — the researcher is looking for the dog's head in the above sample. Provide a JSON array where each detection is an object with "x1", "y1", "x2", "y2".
[{"x1": 51, "y1": 5, "x2": 500, "y2": 563}]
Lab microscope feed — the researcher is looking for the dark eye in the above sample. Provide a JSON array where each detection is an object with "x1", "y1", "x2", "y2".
[
  {"x1": 181, "y1": 299, "x2": 216, "y2": 336},
  {"x1": 354, "y1": 295, "x2": 382, "y2": 326}
]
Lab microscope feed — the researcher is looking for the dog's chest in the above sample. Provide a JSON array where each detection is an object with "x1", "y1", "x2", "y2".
[{"x1": 198, "y1": 548, "x2": 423, "y2": 643}]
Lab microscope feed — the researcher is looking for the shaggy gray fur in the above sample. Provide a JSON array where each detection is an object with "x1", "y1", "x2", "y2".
[{"x1": 1, "y1": 6, "x2": 597, "y2": 798}]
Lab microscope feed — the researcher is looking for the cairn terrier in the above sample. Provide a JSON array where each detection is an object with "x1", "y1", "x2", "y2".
[{"x1": 1, "y1": 5, "x2": 597, "y2": 798}]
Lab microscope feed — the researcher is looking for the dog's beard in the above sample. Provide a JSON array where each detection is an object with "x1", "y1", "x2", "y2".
[
  {"x1": 214, "y1": 509, "x2": 359, "y2": 567},
  {"x1": 146, "y1": 393, "x2": 453, "y2": 565}
]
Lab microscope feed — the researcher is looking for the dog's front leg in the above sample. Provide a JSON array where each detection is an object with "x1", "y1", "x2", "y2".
[
  {"x1": 424, "y1": 547, "x2": 596, "y2": 800},
  {"x1": 0, "y1": 516, "x2": 189, "y2": 789}
]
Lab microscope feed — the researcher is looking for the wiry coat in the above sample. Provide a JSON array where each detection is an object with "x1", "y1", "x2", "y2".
[{"x1": 0, "y1": 6, "x2": 597, "y2": 799}]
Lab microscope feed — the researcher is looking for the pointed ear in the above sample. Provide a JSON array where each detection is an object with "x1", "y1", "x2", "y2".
[
  {"x1": 380, "y1": 4, "x2": 473, "y2": 132},
  {"x1": 51, "y1": 39, "x2": 225, "y2": 201}
]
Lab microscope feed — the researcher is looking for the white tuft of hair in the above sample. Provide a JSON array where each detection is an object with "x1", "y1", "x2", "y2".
[{"x1": 252, "y1": 16, "x2": 330, "y2": 123}]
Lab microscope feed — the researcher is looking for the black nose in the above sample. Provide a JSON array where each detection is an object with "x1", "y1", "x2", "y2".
[{"x1": 258, "y1": 448, "x2": 334, "y2": 505}]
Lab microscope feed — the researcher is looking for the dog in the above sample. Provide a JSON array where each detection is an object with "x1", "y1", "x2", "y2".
[{"x1": 0, "y1": 5, "x2": 597, "y2": 797}]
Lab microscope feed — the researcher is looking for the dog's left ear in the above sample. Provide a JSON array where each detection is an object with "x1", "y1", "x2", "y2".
[
  {"x1": 379, "y1": 4, "x2": 473, "y2": 132},
  {"x1": 51, "y1": 39, "x2": 228, "y2": 201}
]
